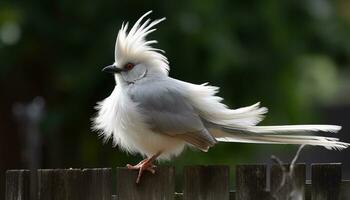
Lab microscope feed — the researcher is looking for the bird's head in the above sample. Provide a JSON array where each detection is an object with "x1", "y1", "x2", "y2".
[{"x1": 102, "y1": 11, "x2": 169, "y2": 85}]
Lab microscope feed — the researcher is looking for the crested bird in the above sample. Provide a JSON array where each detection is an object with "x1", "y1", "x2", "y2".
[{"x1": 93, "y1": 11, "x2": 349, "y2": 183}]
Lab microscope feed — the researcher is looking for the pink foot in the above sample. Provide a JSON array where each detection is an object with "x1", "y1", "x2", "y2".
[{"x1": 126, "y1": 153, "x2": 160, "y2": 184}]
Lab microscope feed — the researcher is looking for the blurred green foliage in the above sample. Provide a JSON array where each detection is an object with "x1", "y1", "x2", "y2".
[{"x1": 1, "y1": 0, "x2": 350, "y2": 172}]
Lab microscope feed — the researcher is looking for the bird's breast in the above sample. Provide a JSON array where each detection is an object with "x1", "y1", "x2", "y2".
[{"x1": 97, "y1": 87, "x2": 185, "y2": 160}]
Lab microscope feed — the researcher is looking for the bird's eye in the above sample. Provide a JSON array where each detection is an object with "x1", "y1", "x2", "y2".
[{"x1": 124, "y1": 63, "x2": 135, "y2": 70}]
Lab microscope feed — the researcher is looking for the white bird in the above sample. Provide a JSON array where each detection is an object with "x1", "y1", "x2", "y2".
[{"x1": 93, "y1": 11, "x2": 349, "y2": 183}]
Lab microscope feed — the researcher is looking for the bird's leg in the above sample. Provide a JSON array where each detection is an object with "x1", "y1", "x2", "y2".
[{"x1": 126, "y1": 152, "x2": 161, "y2": 183}]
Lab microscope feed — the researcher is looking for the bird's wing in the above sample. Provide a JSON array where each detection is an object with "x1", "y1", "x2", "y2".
[{"x1": 128, "y1": 79, "x2": 217, "y2": 151}]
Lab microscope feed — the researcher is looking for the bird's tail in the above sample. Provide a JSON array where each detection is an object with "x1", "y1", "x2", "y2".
[{"x1": 210, "y1": 124, "x2": 349, "y2": 150}]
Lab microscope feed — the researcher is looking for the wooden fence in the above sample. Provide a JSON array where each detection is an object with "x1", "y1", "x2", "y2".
[{"x1": 5, "y1": 163, "x2": 350, "y2": 200}]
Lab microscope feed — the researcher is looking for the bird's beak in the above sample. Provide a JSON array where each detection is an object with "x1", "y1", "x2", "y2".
[{"x1": 102, "y1": 65, "x2": 123, "y2": 74}]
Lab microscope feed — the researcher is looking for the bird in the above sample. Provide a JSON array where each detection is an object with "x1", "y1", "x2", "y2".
[{"x1": 93, "y1": 11, "x2": 349, "y2": 183}]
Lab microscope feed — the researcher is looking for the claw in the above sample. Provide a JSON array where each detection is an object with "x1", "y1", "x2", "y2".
[
  {"x1": 126, "y1": 153, "x2": 160, "y2": 183},
  {"x1": 147, "y1": 167, "x2": 156, "y2": 174}
]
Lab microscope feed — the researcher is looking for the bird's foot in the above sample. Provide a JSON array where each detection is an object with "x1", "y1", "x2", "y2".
[{"x1": 126, "y1": 153, "x2": 160, "y2": 184}]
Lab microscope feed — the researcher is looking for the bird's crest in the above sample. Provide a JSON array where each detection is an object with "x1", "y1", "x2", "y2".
[{"x1": 115, "y1": 11, "x2": 169, "y2": 74}]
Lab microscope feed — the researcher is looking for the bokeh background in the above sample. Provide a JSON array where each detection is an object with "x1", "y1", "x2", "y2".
[{"x1": 1, "y1": 0, "x2": 350, "y2": 197}]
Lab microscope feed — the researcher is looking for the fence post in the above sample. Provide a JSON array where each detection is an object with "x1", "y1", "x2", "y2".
[
  {"x1": 340, "y1": 180, "x2": 350, "y2": 200},
  {"x1": 311, "y1": 163, "x2": 341, "y2": 200},
  {"x1": 236, "y1": 164, "x2": 268, "y2": 200},
  {"x1": 5, "y1": 170, "x2": 30, "y2": 200},
  {"x1": 270, "y1": 164, "x2": 305, "y2": 200},
  {"x1": 117, "y1": 166, "x2": 175, "y2": 200},
  {"x1": 183, "y1": 165, "x2": 230, "y2": 200},
  {"x1": 83, "y1": 168, "x2": 112, "y2": 200},
  {"x1": 37, "y1": 169, "x2": 83, "y2": 200},
  {"x1": 305, "y1": 180, "x2": 311, "y2": 200}
]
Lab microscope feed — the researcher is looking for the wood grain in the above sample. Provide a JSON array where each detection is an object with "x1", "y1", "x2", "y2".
[
  {"x1": 117, "y1": 166, "x2": 175, "y2": 200},
  {"x1": 5, "y1": 170, "x2": 30, "y2": 200},
  {"x1": 311, "y1": 163, "x2": 341, "y2": 200},
  {"x1": 37, "y1": 169, "x2": 83, "y2": 200},
  {"x1": 183, "y1": 165, "x2": 230, "y2": 200},
  {"x1": 236, "y1": 164, "x2": 269, "y2": 200},
  {"x1": 83, "y1": 168, "x2": 112, "y2": 200}
]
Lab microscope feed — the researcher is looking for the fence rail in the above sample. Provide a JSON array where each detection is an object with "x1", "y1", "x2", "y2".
[{"x1": 5, "y1": 163, "x2": 350, "y2": 200}]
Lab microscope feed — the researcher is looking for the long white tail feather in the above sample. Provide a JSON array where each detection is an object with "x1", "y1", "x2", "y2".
[
  {"x1": 216, "y1": 135, "x2": 348, "y2": 150},
  {"x1": 211, "y1": 125, "x2": 348, "y2": 150},
  {"x1": 247, "y1": 125, "x2": 341, "y2": 133},
  {"x1": 178, "y1": 80, "x2": 348, "y2": 150}
]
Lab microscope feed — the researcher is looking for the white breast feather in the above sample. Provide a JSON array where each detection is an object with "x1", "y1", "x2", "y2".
[{"x1": 92, "y1": 85, "x2": 185, "y2": 160}]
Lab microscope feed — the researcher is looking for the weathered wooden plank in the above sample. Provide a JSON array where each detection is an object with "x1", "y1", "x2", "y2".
[
  {"x1": 311, "y1": 163, "x2": 341, "y2": 200},
  {"x1": 236, "y1": 164, "x2": 268, "y2": 200},
  {"x1": 270, "y1": 164, "x2": 305, "y2": 200},
  {"x1": 183, "y1": 165, "x2": 230, "y2": 200},
  {"x1": 230, "y1": 191, "x2": 236, "y2": 200},
  {"x1": 83, "y1": 168, "x2": 112, "y2": 200},
  {"x1": 117, "y1": 166, "x2": 175, "y2": 200},
  {"x1": 5, "y1": 170, "x2": 30, "y2": 200},
  {"x1": 340, "y1": 180, "x2": 350, "y2": 200},
  {"x1": 38, "y1": 169, "x2": 83, "y2": 200},
  {"x1": 111, "y1": 195, "x2": 117, "y2": 200}
]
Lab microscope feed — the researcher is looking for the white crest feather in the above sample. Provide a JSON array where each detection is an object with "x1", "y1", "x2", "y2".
[{"x1": 115, "y1": 11, "x2": 169, "y2": 75}]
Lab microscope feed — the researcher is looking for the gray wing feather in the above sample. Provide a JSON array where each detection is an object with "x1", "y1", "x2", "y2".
[{"x1": 128, "y1": 78, "x2": 217, "y2": 150}]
